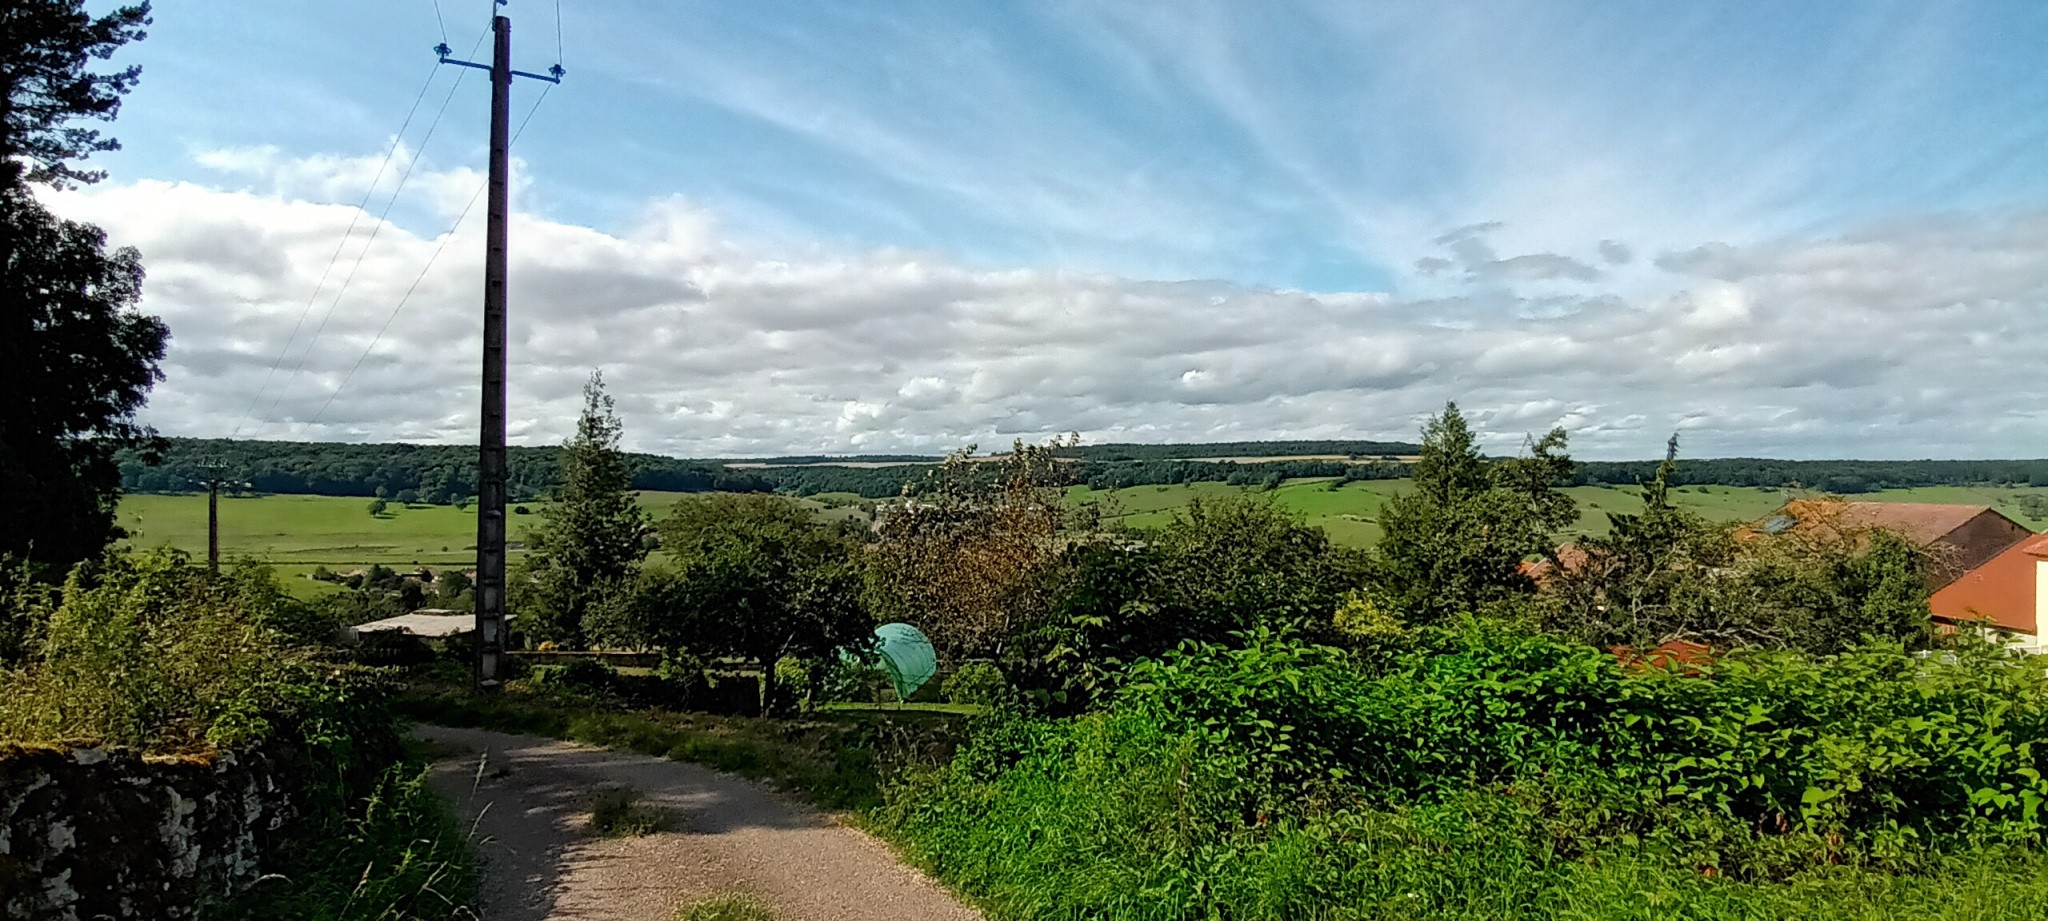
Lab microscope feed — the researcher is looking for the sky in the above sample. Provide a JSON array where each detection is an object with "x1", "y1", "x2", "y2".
[{"x1": 44, "y1": 0, "x2": 2048, "y2": 459}]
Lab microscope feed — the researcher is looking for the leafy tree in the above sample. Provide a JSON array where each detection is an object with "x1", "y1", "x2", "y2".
[
  {"x1": 0, "y1": 2, "x2": 163, "y2": 571},
  {"x1": 518, "y1": 372, "x2": 651, "y2": 647},
  {"x1": 866, "y1": 437, "x2": 1083, "y2": 661},
  {"x1": 1026, "y1": 497, "x2": 1368, "y2": 712},
  {"x1": 593, "y1": 494, "x2": 868, "y2": 712},
  {"x1": 1371, "y1": 402, "x2": 1576, "y2": 625},
  {"x1": 366, "y1": 497, "x2": 387, "y2": 516},
  {"x1": 1, "y1": 190, "x2": 166, "y2": 569}
]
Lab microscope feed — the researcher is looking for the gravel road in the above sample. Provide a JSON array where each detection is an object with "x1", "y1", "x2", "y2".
[{"x1": 418, "y1": 725, "x2": 982, "y2": 921}]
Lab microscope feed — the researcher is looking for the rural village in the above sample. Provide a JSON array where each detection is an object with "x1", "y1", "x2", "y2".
[{"x1": 7, "y1": 2, "x2": 2048, "y2": 921}]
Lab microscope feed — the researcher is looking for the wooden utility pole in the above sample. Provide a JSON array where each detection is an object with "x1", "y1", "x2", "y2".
[{"x1": 437, "y1": 5, "x2": 562, "y2": 688}]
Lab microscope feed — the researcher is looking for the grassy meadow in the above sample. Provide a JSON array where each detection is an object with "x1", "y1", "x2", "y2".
[
  {"x1": 1071, "y1": 478, "x2": 2048, "y2": 546},
  {"x1": 118, "y1": 480, "x2": 2048, "y2": 596},
  {"x1": 116, "y1": 490, "x2": 871, "y2": 596}
]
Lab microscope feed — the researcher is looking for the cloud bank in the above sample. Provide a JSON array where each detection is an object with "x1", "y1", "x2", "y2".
[{"x1": 47, "y1": 149, "x2": 2048, "y2": 460}]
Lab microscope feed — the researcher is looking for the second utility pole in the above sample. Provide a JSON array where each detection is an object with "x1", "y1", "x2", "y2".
[{"x1": 437, "y1": 5, "x2": 562, "y2": 688}]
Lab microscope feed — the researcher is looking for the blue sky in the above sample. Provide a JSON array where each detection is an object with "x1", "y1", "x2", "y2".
[{"x1": 52, "y1": 0, "x2": 2048, "y2": 457}]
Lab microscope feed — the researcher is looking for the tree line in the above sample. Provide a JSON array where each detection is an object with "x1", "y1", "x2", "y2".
[{"x1": 119, "y1": 437, "x2": 773, "y2": 503}]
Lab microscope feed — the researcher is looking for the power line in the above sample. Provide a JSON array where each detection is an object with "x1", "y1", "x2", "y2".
[
  {"x1": 434, "y1": 0, "x2": 450, "y2": 43},
  {"x1": 555, "y1": 0, "x2": 565, "y2": 68},
  {"x1": 301, "y1": 83, "x2": 556, "y2": 434},
  {"x1": 252, "y1": 24, "x2": 489, "y2": 434},
  {"x1": 228, "y1": 62, "x2": 441, "y2": 438}
]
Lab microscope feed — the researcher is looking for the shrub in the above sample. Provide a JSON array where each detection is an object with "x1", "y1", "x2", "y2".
[
  {"x1": 942, "y1": 661, "x2": 1012, "y2": 708},
  {"x1": 882, "y1": 624, "x2": 2048, "y2": 917},
  {"x1": 0, "y1": 549, "x2": 373, "y2": 751}
]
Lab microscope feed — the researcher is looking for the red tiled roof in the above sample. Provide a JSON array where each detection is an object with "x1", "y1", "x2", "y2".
[{"x1": 1930, "y1": 536, "x2": 2043, "y2": 634}]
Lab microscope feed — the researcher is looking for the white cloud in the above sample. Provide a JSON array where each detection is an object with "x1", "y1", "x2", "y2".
[{"x1": 42, "y1": 155, "x2": 2048, "y2": 460}]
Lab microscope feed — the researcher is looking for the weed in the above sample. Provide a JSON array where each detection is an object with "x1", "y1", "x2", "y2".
[
  {"x1": 675, "y1": 894, "x2": 778, "y2": 921},
  {"x1": 588, "y1": 787, "x2": 677, "y2": 837}
]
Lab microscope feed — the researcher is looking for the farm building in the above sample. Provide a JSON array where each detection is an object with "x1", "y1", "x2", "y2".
[
  {"x1": 346, "y1": 609, "x2": 475, "y2": 641},
  {"x1": 1929, "y1": 534, "x2": 2048, "y2": 654},
  {"x1": 1742, "y1": 500, "x2": 2032, "y2": 588}
]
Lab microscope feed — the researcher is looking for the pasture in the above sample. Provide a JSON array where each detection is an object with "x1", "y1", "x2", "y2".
[
  {"x1": 1069, "y1": 479, "x2": 2048, "y2": 547},
  {"x1": 115, "y1": 490, "x2": 871, "y2": 596},
  {"x1": 118, "y1": 480, "x2": 2048, "y2": 594}
]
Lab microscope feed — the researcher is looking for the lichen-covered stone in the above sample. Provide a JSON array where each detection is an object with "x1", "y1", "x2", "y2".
[{"x1": 0, "y1": 741, "x2": 311, "y2": 920}]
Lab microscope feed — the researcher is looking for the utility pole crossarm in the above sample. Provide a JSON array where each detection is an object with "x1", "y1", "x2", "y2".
[{"x1": 436, "y1": 43, "x2": 564, "y2": 84}]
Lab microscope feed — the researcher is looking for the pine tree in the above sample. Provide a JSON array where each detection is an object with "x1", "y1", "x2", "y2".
[
  {"x1": 519, "y1": 372, "x2": 651, "y2": 646},
  {"x1": 1372, "y1": 402, "x2": 1575, "y2": 625}
]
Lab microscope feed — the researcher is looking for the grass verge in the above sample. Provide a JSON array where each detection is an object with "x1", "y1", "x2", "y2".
[
  {"x1": 210, "y1": 763, "x2": 478, "y2": 921},
  {"x1": 398, "y1": 677, "x2": 966, "y2": 812}
]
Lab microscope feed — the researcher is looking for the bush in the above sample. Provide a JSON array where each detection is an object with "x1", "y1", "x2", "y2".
[
  {"x1": 0, "y1": 550, "x2": 375, "y2": 751},
  {"x1": 528, "y1": 658, "x2": 616, "y2": 694},
  {"x1": 942, "y1": 662, "x2": 1012, "y2": 708},
  {"x1": 880, "y1": 625, "x2": 2048, "y2": 917}
]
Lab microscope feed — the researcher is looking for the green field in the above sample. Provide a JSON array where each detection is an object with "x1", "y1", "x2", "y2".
[
  {"x1": 1070, "y1": 479, "x2": 2048, "y2": 547},
  {"x1": 119, "y1": 481, "x2": 2048, "y2": 595},
  {"x1": 116, "y1": 490, "x2": 873, "y2": 596}
]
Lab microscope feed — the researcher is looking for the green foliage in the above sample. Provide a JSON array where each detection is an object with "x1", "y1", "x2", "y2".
[
  {"x1": 1543, "y1": 449, "x2": 1937, "y2": 654},
  {"x1": 119, "y1": 436, "x2": 770, "y2": 500},
  {"x1": 0, "y1": 556, "x2": 59, "y2": 665},
  {"x1": 594, "y1": 493, "x2": 868, "y2": 712},
  {"x1": 518, "y1": 372, "x2": 653, "y2": 647},
  {"x1": 1373, "y1": 403, "x2": 1576, "y2": 625},
  {"x1": 867, "y1": 438, "x2": 1081, "y2": 661},
  {"x1": 942, "y1": 662, "x2": 1013, "y2": 708},
  {"x1": 0, "y1": 549, "x2": 370, "y2": 750},
  {"x1": 0, "y1": 187, "x2": 168, "y2": 569},
  {"x1": 211, "y1": 767, "x2": 478, "y2": 921},
  {"x1": 1025, "y1": 498, "x2": 1367, "y2": 712},
  {"x1": 882, "y1": 626, "x2": 2048, "y2": 918},
  {"x1": 0, "y1": 0, "x2": 152, "y2": 189},
  {"x1": 366, "y1": 497, "x2": 388, "y2": 516}
]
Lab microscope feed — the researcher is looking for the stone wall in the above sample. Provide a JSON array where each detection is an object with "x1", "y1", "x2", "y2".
[{"x1": 0, "y1": 741, "x2": 309, "y2": 921}]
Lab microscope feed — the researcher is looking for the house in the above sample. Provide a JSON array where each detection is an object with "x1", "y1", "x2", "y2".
[
  {"x1": 1928, "y1": 534, "x2": 2048, "y2": 654},
  {"x1": 1743, "y1": 500, "x2": 2032, "y2": 589}
]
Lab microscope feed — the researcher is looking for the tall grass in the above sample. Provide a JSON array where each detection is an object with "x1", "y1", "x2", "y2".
[{"x1": 209, "y1": 767, "x2": 479, "y2": 921}]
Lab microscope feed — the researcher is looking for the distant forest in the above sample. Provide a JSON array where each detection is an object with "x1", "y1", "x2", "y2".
[
  {"x1": 119, "y1": 438, "x2": 772, "y2": 503},
  {"x1": 122, "y1": 438, "x2": 2048, "y2": 503}
]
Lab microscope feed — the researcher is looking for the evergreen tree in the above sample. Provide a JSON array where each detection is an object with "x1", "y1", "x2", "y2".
[
  {"x1": 519, "y1": 372, "x2": 651, "y2": 646},
  {"x1": 0, "y1": 2, "x2": 151, "y2": 188},
  {"x1": 1372, "y1": 402, "x2": 1576, "y2": 625},
  {"x1": 1, "y1": 2, "x2": 164, "y2": 570}
]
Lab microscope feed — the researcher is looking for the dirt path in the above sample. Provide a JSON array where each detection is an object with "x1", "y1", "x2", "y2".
[{"x1": 418, "y1": 725, "x2": 981, "y2": 921}]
